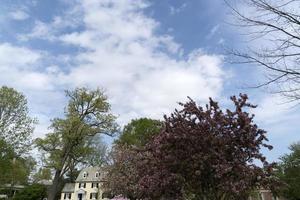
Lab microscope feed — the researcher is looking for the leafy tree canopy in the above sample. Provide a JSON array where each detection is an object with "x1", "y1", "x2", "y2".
[
  {"x1": 13, "y1": 184, "x2": 47, "y2": 200},
  {"x1": 35, "y1": 87, "x2": 118, "y2": 200},
  {"x1": 32, "y1": 168, "x2": 52, "y2": 183},
  {"x1": 83, "y1": 134, "x2": 110, "y2": 167},
  {"x1": 0, "y1": 86, "x2": 36, "y2": 155},
  {"x1": 116, "y1": 118, "x2": 163, "y2": 147},
  {"x1": 0, "y1": 139, "x2": 35, "y2": 188},
  {"x1": 276, "y1": 142, "x2": 300, "y2": 200},
  {"x1": 0, "y1": 139, "x2": 14, "y2": 185}
]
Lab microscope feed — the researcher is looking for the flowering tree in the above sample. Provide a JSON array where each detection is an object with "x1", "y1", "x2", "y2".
[
  {"x1": 104, "y1": 145, "x2": 143, "y2": 200},
  {"x1": 106, "y1": 94, "x2": 277, "y2": 200},
  {"x1": 111, "y1": 195, "x2": 129, "y2": 200},
  {"x1": 137, "y1": 94, "x2": 276, "y2": 199},
  {"x1": 104, "y1": 118, "x2": 163, "y2": 199}
]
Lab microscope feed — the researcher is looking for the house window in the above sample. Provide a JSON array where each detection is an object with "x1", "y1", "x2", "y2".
[
  {"x1": 90, "y1": 192, "x2": 98, "y2": 199},
  {"x1": 64, "y1": 193, "x2": 72, "y2": 199},
  {"x1": 79, "y1": 183, "x2": 86, "y2": 188},
  {"x1": 92, "y1": 183, "x2": 99, "y2": 188},
  {"x1": 83, "y1": 172, "x2": 88, "y2": 178},
  {"x1": 95, "y1": 172, "x2": 100, "y2": 177}
]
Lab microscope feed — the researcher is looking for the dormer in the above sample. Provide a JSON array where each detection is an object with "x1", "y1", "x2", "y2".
[{"x1": 83, "y1": 172, "x2": 88, "y2": 178}]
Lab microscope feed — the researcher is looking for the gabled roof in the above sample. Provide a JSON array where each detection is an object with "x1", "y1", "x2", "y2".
[
  {"x1": 75, "y1": 166, "x2": 105, "y2": 182},
  {"x1": 62, "y1": 183, "x2": 75, "y2": 193}
]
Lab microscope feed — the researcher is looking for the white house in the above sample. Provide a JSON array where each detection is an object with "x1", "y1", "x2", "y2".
[{"x1": 60, "y1": 167, "x2": 109, "y2": 200}]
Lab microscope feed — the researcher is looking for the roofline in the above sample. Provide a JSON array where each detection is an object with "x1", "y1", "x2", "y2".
[{"x1": 75, "y1": 180, "x2": 106, "y2": 183}]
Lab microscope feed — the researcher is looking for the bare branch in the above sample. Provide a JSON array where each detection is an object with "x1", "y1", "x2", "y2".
[{"x1": 226, "y1": 0, "x2": 300, "y2": 101}]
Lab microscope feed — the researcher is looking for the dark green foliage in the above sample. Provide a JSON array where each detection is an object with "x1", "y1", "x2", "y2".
[
  {"x1": 0, "y1": 139, "x2": 35, "y2": 187},
  {"x1": 0, "y1": 139, "x2": 14, "y2": 185},
  {"x1": 276, "y1": 142, "x2": 300, "y2": 200},
  {"x1": 116, "y1": 118, "x2": 163, "y2": 147},
  {"x1": 13, "y1": 184, "x2": 47, "y2": 200}
]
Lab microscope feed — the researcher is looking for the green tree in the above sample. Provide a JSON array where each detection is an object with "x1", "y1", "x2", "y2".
[
  {"x1": 0, "y1": 86, "x2": 36, "y2": 155},
  {"x1": 277, "y1": 142, "x2": 300, "y2": 200},
  {"x1": 116, "y1": 118, "x2": 163, "y2": 147},
  {"x1": 64, "y1": 168, "x2": 80, "y2": 183},
  {"x1": 32, "y1": 168, "x2": 52, "y2": 183},
  {"x1": 0, "y1": 139, "x2": 14, "y2": 185},
  {"x1": 11, "y1": 156, "x2": 36, "y2": 185},
  {"x1": 0, "y1": 139, "x2": 36, "y2": 199},
  {"x1": 13, "y1": 184, "x2": 47, "y2": 200},
  {"x1": 35, "y1": 88, "x2": 118, "y2": 200},
  {"x1": 0, "y1": 86, "x2": 36, "y2": 197},
  {"x1": 104, "y1": 118, "x2": 162, "y2": 198},
  {"x1": 83, "y1": 134, "x2": 109, "y2": 167}
]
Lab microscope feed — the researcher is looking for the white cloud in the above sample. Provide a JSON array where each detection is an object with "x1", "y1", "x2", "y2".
[
  {"x1": 254, "y1": 94, "x2": 296, "y2": 125},
  {"x1": 0, "y1": 43, "x2": 66, "y2": 138},
  {"x1": 18, "y1": 20, "x2": 61, "y2": 41},
  {"x1": 0, "y1": 43, "x2": 60, "y2": 91},
  {"x1": 251, "y1": 94, "x2": 300, "y2": 161},
  {"x1": 3, "y1": 0, "x2": 226, "y2": 135},
  {"x1": 9, "y1": 10, "x2": 29, "y2": 20},
  {"x1": 170, "y1": 3, "x2": 187, "y2": 15},
  {"x1": 18, "y1": 5, "x2": 83, "y2": 41},
  {"x1": 0, "y1": 43, "x2": 40, "y2": 67},
  {"x1": 58, "y1": 0, "x2": 225, "y2": 124}
]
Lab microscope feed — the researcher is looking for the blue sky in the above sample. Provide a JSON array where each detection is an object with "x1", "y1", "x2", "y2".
[{"x1": 0, "y1": 0, "x2": 299, "y2": 162}]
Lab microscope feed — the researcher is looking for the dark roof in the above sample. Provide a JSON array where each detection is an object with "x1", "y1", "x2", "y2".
[
  {"x1": 61, "y1": 183, "x2": 75, "y2": 193},
  {"x1": 75, "y1": 166, "x2": 104, "y2": 182}
]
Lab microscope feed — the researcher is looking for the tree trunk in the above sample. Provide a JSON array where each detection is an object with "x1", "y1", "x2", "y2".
[{"x1": 48, "y1": 170, "x2": 62, "y2": 200}]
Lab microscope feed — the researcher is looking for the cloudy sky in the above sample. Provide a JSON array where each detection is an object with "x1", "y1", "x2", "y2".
[{"x1": 0, "y1": 0, "x2": 299, "y2": 161}]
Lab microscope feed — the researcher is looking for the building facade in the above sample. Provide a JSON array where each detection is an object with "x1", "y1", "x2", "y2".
[
  {"x1": 249, "y1": 189, "x2": 286, "y2": 200},
  {"x1": 61, "y1": 167, "x2": 108, "y2": 200},
  {"x1": 61, "y1": 167, "x2": 285, "y2": 200}
]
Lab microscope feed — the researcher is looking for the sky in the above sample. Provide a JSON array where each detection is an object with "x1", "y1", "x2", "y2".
[{"x1": 0, "y1": 0, "x2": 299, "y2": 162}]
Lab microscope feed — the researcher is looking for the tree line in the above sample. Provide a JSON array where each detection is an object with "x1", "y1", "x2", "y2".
[{"x1": 0, "y1": 86, "x2": 300, "y2": 200}]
